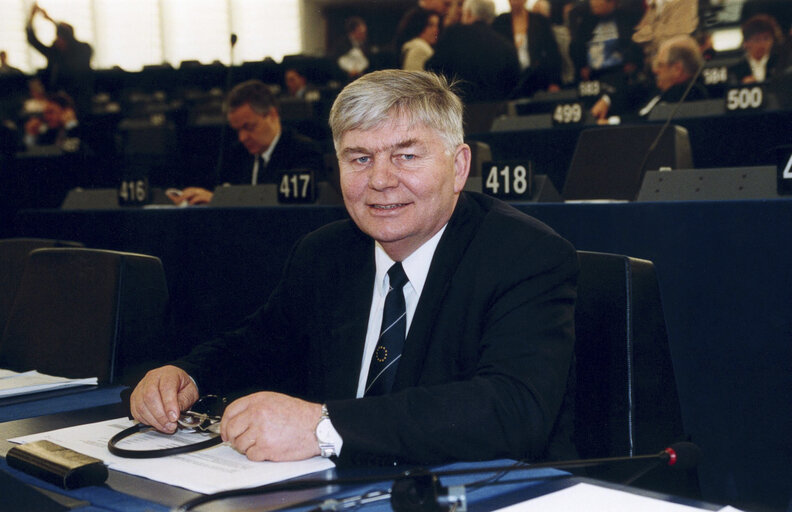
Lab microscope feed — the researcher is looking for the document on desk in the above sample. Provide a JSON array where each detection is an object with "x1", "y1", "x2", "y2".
[
  {"x1": 0, "y1": 370, "x2": 97, "y2": 398},
  {"x1": 493, "y1": 482, "x2": 720, "y2": 511},
  {"x1": 10, "y1": 418, "x2": 335, "y2": 494}
]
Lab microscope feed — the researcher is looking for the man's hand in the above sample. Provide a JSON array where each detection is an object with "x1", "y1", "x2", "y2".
[
  {"x1": 591, "y1": 97, "x2": 610, "y2": 120},
  {"x1": 130, "y1": 365, "x2": 199, "y2": 433},
  {"x1": 180, "y1": 187, "x2": 214, "y2": 205},
  {"x1": 221, "y1": 392, "x2": 322, "y2": 462}
]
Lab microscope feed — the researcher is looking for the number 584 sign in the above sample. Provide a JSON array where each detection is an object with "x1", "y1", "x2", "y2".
[{"x1": 482, "y1": 161, "x2": 533, "y2": 200}]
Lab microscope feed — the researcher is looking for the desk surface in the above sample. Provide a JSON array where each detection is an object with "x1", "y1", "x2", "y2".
[{"x1": 0, "y1": 405, "x2": 725, "y2": 512}]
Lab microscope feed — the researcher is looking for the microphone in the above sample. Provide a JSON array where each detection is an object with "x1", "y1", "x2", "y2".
[
  {"x1": 214, "y1": 33, "x2": 238, "y2": 185},
  {"x1": 390, "y1": 442, "x2": 700, "y2": 512},
  {"x1": 176, "y1": 442, "x2": 700, "y2": 512},
  {"x1": 633, "y1": 60, "x2": 706, "y2": 191}
]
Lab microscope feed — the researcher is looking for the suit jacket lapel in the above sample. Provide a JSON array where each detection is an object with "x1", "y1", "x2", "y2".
[
  {"x1": 323, "y1": 229, "x2": 376, "y2": 399},
  {"x1": 395, "y1": 194, "x2": 484, "y2": 388}
]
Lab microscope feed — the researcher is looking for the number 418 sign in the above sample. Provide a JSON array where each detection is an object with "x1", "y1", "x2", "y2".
[
  {"x1": 778, "y1": 147, "x2": 792, "y2": 196},
  {"x1": 482, "y1": 161, "x2": 533, "y2": 200}
]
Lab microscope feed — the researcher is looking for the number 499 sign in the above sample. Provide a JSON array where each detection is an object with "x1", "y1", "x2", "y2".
[{"x1": 482, "y1": 161, "x2": 533, "y2": 200}]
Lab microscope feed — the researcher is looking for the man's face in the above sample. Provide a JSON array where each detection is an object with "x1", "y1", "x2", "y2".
[
  {"x1": 351, "y1": 23, "x2": 367, "y2": 44},
  {"x1": 285, "y1": 70, "x2": 306, "y2": 96},
  {"x1": 338, "y1": 115, "x2": 470, "y2": 260},
  {"x1": 42, "y1": 101, "x2": 65, "y2": 128},
  {"x1": 744, "y1": 31, "x2": 774, "y2": 61},
  {"x1": 590, "y1": 0, "x2": 616, "y2": 17},
  {"x1": 652, "y1": 47, "x2": 682, "y2": 92},
  {"x1": 227, "y1": 103, "x2": 280, "y2": 155}
]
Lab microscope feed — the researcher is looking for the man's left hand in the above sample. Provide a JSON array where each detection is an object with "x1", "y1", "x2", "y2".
[{"x1": 220, "y1": 392, "x2": 322, "y2": 461}]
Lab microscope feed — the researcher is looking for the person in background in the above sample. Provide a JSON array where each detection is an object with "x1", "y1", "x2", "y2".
[
  {"x1": 632, "y1": 0, "x2": 698, "y2": 62},
  {"x1": 546, "y1": 0, "x2": 580, "y2": 86},
  {"x1": 22, "y1": 91, "x2": 82, "y2": 152},
  {"x1": 333, "y1": 16, "x2": 373, "y2": 79},
  {"x1": 426, "y1": 0, "x2": 521, "y2": 103},
  {"x1": 492, "y1": 0, "x2": 563, "y2": 97},
  {"x1": 129, "y1": 69, "x2": 578, "y2": 466},
  {"x1": 729, "y1": 14, "x2": 787, "y2": 84},
  {"x1": 396, "y1": 8, "x2": 441, "y2": 70},
  {"x1": 283, "y1": 67, "x2": 317, "y2": 99},
  {"x1": 568, "y1": 0, "x2": 644, "y2": 85},
  {"x1": 169, "y1": 80, "x2": 324, "y2": 205},
  {"x1": 26, "y1": 3, "x2": 93, "y2": 116},
  {"x1": 590, "y1": 34, "x2": 708, "y2": 121}
]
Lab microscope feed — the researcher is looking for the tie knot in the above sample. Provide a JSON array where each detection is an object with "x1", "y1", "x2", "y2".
[{"x1": 387, "y1": 262, "x2": 408, "y2": 291}]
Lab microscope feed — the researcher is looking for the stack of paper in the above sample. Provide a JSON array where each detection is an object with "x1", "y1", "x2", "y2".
[{"x1": 0, "y1": 369, "x2": 97, "y2": 398}]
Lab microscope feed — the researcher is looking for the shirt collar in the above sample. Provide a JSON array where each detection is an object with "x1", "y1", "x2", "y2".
[
  {"x1": 374, "y1": 224, "x2": 448, "y2": 297},
  {"x1": 259, "y1": 129, "x2": 281, "y2": 164}
]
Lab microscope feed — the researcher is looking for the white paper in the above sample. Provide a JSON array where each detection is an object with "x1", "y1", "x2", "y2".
[
  {"x1": 10, "y1": 418, "x2": 335, "y2": 494},
  {"x1": 493, "y1": 483, "x2": 710, "y2": 512},
  {"x1": 0, "y1": 370, "x2": 97, "y2": 397}
]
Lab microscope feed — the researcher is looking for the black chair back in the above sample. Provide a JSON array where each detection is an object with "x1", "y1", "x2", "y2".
[
  {"x1": 0, "y1": 248, "x2": 171, "y2": 384},
  {"x1": 0, "y1": 238, "x2": 84, "y2": 336},
  {"x1": 574, "y1": 251, "x2": 697, "y2": 496}
]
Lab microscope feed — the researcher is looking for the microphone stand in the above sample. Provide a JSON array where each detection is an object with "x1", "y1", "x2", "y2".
[
  {"x1": 213, "y1": 33, "x2": 237, "y2": 186},
  {"x1": 176, "y1": 443, "x2": 699, "y2": 512}
]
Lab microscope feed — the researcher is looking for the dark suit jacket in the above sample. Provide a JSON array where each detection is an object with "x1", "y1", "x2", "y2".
[
  {"x1": 426, "y1": 22, "x2": 521, "y2": 103},
  {"x1": 175, "y1": 192, "x2": 578, "y2": 465},
  {"x1": 221, "y1": 128, "x2": 325, "y2": 185},
  {"x1": 491, "y1": 12, "x2": 563, "y2": 96},
  {"x1": 728, "y1": 52, "x2": 784, "y2": 85}
]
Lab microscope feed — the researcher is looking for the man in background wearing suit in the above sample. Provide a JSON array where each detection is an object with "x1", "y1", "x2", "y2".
[
  {"x1": 132, "y1": 70, "x2": 578, "y2": 466},
  {"x1": 172, "y1": 79, "x2": 324, "y2": 205}
]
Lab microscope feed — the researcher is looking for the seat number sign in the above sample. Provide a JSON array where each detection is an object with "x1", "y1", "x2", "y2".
[
  {"x1": 118, "y1": 178, "x2": 150, "y2": 206},
  {"x1": 278, "y1": 170, "x2": 316, "y2": 204},
  {"x1": 779, "y1": 148, "x2": 792, "y2": 196},
  {"x1": 552, "y1": 102, "x2": 584, "y2": 125},
  {"x1": 725, "y1": 86, "x2": 764, "y2": 112},
  {"x1": 483, "y1": 161, "x2": 533, "y2": 200}
]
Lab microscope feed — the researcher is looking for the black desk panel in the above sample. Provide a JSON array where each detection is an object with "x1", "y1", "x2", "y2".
[
  {"x1": 472, "y1": 108, "x2": 792, "y2": 192},
  {"x1": 13, "y1": 199, "x2": 792, "y2": 512}
]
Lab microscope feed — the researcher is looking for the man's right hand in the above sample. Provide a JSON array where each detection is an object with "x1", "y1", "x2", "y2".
[
  {"x1": 180, "y1": 187, "x2": 214, "y2": 205},
  {"x1": 130, "y1": 365, "x2": 199, "y2": 433}
]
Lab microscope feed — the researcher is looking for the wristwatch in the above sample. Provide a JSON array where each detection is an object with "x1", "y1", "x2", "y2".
[{"x1": 315, "y1": 404, "x2": 337, "y2": 458}]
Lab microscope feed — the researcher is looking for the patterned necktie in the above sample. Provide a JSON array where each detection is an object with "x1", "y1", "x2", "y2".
[{"x1": 365, "y1": 262, "x2": 409, "y2": 396}]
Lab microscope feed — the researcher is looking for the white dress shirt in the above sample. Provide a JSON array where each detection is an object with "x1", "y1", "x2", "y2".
[{"x1": 251, "y1": 130, "x2": 280, "y2": 185}]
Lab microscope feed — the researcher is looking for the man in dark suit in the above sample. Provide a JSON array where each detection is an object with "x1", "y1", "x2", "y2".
[
  {"x1": 131, "y1": 70, "x2": 578, "y2": 465},
  {"x1": 590, "y1": 34, "x2": 708, "y2": 122},
  {"x1": 173, "y1": 79, "x2": 324, "y2": 205},
  {"x1": 426, "y1": 0, "x2": 521, "y2": 103}
]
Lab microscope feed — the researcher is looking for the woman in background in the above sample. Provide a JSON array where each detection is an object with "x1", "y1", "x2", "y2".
[
  {"x1": 492, "y1": 0, "x2": 563, "y2": 96},
  {"x1": 396, "y1": 8, "x2": 441, "y2": 71}
]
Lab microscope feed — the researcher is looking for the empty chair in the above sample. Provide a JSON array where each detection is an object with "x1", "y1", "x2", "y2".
[
  {"x1": 573, "y1": 250, "x2": 697, "y2": 497},
  {"x1": 0, "y1": 248, "x2": 171, "y2": 385},
  {"x1": 0, "y1": 238, "x2": 84, "y2": 336}
]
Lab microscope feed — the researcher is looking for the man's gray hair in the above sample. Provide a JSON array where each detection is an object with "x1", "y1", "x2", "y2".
[
  {"x1": 329, "y1": 70, "x2": 464, "y2": 153},
  {"x1": 463, "y1": 0, "x2": 496, "y2": 24},
  {"x1": 663, "y1": 35, "x2": 703, "y2": 78},
  {"x1": 224, "y1": 79, "x2": 278, "y2": 115}
]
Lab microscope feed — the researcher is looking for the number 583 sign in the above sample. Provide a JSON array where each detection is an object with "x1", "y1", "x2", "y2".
[{"x1": 482, "y1": 161, "x2": 534, "y2": 200}]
